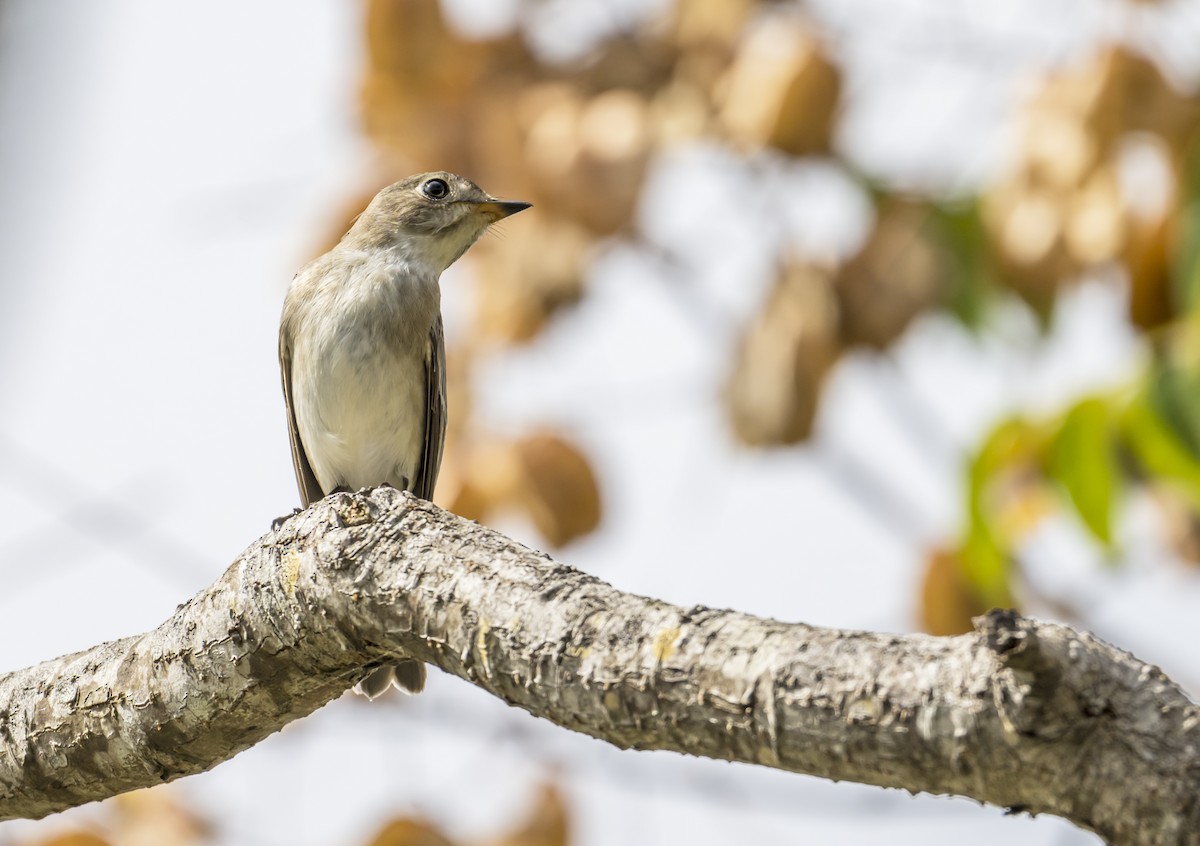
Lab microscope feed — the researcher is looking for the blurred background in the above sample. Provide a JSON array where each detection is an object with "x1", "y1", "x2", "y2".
[{"x1": 1, "y1": 0, "x2": 1199, "y2": 844}]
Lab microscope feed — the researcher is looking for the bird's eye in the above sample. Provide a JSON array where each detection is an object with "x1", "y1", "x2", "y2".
[{"x1": 422, "y1": 178, "x2": 450, "y2": 200}]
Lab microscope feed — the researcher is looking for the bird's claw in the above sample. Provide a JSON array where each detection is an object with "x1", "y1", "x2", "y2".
[{"x1": 271, "y1": 507, "x2": 302, "y2": 532}]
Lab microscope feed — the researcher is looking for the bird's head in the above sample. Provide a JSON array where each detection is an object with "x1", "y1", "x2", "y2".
[{"x1": 346, "y1": 172, "x2": 531, "y2": 272}]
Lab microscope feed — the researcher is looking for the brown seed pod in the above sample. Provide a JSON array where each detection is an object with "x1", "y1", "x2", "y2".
[
  {"x1": 919, "y1": 547, "x2": 990, "y2": 637},
  {"x1": 366, "y1": 817, "x2": 457, "y2": 846},
  {"x1": 517, "y1": 84, "x2": 650, "y2": 236},
  {"x1": 717, "y1": 15, "x2": 840, "y2": 157},
  {"x1": 512, "y1": 433, "x2": 602, "y2": 548},
  {"x1": 835, "y1": 201, "x2": 948, "y2": 350},
  {"x1": 727, "y1": 261, "x2": 841, "y2": 446},
  {"x1": 470, "y1": 209, "x2": 593, "y2": 344}
]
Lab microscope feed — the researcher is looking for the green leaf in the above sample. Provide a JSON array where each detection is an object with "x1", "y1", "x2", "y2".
[
  {"x1": 1121, "y1": 389, "x2": 1200, "y2": 513},
  {"x1": 1148, "y1": 327, "x2": 1200, "y2": 458},
  {"x1": 1046, "y1": 397, "x2": 1119, "y2": 548},
  {"x1": 1172, "y1": 139, "x2": 1200, "y2": 315},
  {"x1": 960, "y1": 418, "x2": 1038, "y2": 608},
  {"x1": 1173, "y1": 202, "x2": 1200, "y2": 315},
  {"x1": 960, "y1": 520, "x2": 1013, "y2": 610},
  {"x1": 927, "y1": 200, "x2": 999, "y2": 330},
  {"x1": 969, "y1": 417, "x2": 1041, "y2": 491}
]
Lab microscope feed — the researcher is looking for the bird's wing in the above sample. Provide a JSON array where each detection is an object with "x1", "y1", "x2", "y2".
[
  {"x1": 279, "y1": 318, "x2": 325, "y2": 508},
  {"x1": 412, "y1": 314, "x2": 447, "y2": 501}
]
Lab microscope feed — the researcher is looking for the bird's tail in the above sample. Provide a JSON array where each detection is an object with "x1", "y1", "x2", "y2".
[{"x1": 354, "y1": 660, "x2": 426, "y2": 698}]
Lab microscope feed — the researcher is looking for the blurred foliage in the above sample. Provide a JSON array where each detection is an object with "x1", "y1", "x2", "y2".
[
  {"x1": 21, "y1": 788, "x2": 209, "y2": 846},
  {"x1": 344, "y1": 0, "x2": 852, "y2": 547},
  {"x1": 938, "y1": 101, "x2": 1200, "y2": 629},
  {"x1": 728, "y1": 260, "x2": 838, "y2": 445},
  {"x1": 339, "y1": 0, "x2": 1200, "y2": 630},
  {"x1": 937, "y1": 320, "x2": 1200, "y2": 633},
  {"x1": 21, "y1": 784, "x2": 569, "y2": 846},
  {"x1": 364, "y1": 783, "x2": 569, "y2": 846}
]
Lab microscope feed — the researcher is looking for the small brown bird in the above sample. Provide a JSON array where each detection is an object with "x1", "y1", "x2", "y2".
[{"x1": 279, "y1": 172, "x2": 530, "y2": 697}]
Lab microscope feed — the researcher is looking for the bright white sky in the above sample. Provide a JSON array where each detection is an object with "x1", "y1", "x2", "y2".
[{"x1": 0, "y1": 1, "x2": 1198, "y2": 844}]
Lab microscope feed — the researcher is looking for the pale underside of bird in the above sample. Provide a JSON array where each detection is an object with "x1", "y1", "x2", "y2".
[{"x1": 278, "y1": 171, "x2": 530, "y2": 698}]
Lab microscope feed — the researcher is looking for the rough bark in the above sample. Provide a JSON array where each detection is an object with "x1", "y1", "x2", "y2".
[{"x1": 0, "y1": 488, "x2": 1197, "y2": 843}]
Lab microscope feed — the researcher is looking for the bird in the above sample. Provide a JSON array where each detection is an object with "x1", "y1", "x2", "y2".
[{"x1": 278, "y1": 171, "x2": 530, "y2": 698}]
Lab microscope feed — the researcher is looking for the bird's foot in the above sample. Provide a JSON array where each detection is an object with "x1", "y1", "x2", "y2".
[{"x1": 271, "y1": 507, "x2": 303, "y2": 532}]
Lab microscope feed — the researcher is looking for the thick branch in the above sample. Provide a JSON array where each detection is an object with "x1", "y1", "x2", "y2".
[{"x1": 0, "y1": 488, "x2": 1197, "y2": 843}]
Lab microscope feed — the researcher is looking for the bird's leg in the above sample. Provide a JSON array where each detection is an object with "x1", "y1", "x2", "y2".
[
  {"x1": 371, "y1": 479, "x2": 409, "y2": 493},
  {"x1": 270, "y1": 486, "x2": 351, "y2": 532},
  {"x1": 271, "y1": 507, "x2": 303, "y2": 532},
  {"x1": 326, "y1": 486, "x2": 354, "y2": 528}
]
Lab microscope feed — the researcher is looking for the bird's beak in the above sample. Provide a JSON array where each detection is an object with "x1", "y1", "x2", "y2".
[{"x1": 474, "y1": 199, "x2": 532, "y2": 221}]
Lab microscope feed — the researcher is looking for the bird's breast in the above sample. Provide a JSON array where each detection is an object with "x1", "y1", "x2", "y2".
[{"x1": 290, "y1": 255, "x2": 440, "y2": 493}]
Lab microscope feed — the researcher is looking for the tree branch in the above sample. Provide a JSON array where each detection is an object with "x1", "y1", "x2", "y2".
[{"x1": 1, "y1": 488, "x2": 1196, "y2": 843}]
